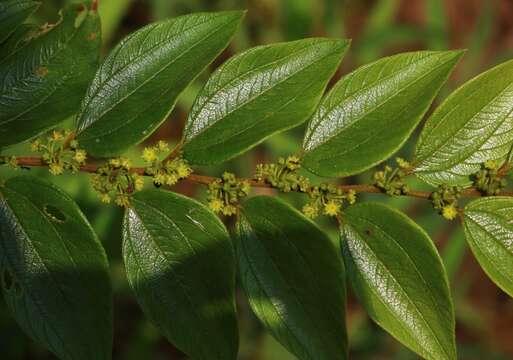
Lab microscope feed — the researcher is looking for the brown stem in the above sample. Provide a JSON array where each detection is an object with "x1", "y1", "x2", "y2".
[{"x1": 7, "y1": 156, "x2": 513, "y2": 200}]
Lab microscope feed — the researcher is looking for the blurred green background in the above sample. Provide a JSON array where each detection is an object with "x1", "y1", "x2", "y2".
[{"x1": 2, "y1": 0, "x2": 513, "y2": 359}]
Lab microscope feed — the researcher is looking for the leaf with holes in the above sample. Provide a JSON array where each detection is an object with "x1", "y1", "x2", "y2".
[
  {"x1": 237, "y1": 196, "x2": 348, "y2": 360},
  {"x1": 463, "y1": 197, "x2": 513, "y2": 297},
  {"x1": 414, "y1": 59, "x2": 513, "y2": 186},
  {"x1": 301, "y1": 50, "x2": 463, "y2": 177},
  {"x1": 341, "y1": 202, "x2": 456, "y2": 360},
  {"x1": 182, "y1": 38, "x2": 350, "y2": 165},
  {"x1": 0, "y1": 0, "x2": 40, "y2": 43},
  {"x1": 123, "y1": 189, "x2": 238, "y2": 360},
  {"x1": 75, "y1": 11, "x2": 244, "y2": 157},
  {"x1": 0, "y1": 175, "x2": 112, "y2": 360},
  {"x1": 0, "y1": 4, "x2": 100, "y2": 148}
]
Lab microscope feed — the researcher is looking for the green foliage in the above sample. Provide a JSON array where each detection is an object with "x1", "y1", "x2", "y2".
[
  {"x1": 0, "y1": 176, "x2": 112, "y2": 360},
  {"x1": 237, "y1": 196, "x2": 348, "y2": 360},
  {"x1": 463, "y1": 197, "x2": 513, "y2": 297},
  {"x1": 182, "y1": 38, "x2": 349, "y2": 164},
  {"x1": 1, "y1": 3, "x2": 513, "y2": 359},
  {"x1": 76, "y1": 11, "x2": 244, "y2": 156},
  {"x1": 414, "y1": 59, "x2": 513, "y2": 186},
  {"x1": 123, "y1": 190, "x2": 238, "y2": 360},
  {"x1": 0, "y1": 4, "x2": 101, "y2": 148},
  {"x1": 341, "y1": 203, "x2": 456, "y2": 360},
  {"x1": 302, "y1": 50, "x2": 463, "y2": 177},
  {"x1": 0, "y1": 0, "x2": 40, "y2": 43}
]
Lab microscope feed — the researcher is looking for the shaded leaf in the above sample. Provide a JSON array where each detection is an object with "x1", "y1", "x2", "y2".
[
  {"x1": 463, "y1": 197, "x2": 513, "y2": 297},
  {"x1": 0, "y1": 0, "x2": 40, "y2": 43},
  {"x1": 341, "y1": 202, "x2": 455, "y2": 360},
  {"x1": 237, "y1": 196, "x2": 347, "y2": 360},
  {"x1": 0, "y1": 4, "x2": 100, "y2": 148},
  {"x1": 123, "y1": 189, "x2": 238, "y2": 360},
  {"x1": 0, "y1": 176, "x2": 112, "y2": 360},
  {"x1": 76, "y1": 11, "x2": 244, "y2": 156},
  {"x1": 414, "y1": 59, "x2": 513, "y2": 186},
  {"x1": 302, "y1": 50, "x2": 463, "y2": 177},
  {"x1": 182, "y1": 38, "x2": 350, "y2": 165}
]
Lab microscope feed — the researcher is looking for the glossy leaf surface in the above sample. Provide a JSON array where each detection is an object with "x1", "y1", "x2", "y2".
[
  {"x1": 0, "y1": 176, "x2": 112, "y2": 360},
  {"x1": 414, "y1": 59, "x2": 513, "y2": 186},
  {"x1": 302, "y1": 50, "x2": 463, "y2": 177},
  {"x1": 463, "y1": 197, "x2": 513, "y2": 297},
  {"x1": 123, "y1": 189, "x2": 238, "y2": 360},
  {"x1": 237, "y1": 196, "x2": 348, "y2": 360},
  {"x1": 0, "y1": 0, "x2": 39, "y2": 43},
  {"x1": 76, "y1": 11, "x2": 244, "y2": 156},
  {"x1": 0, "y1": 5, "x2": 100, "y2": 148},
  {"x1": 182, "y1": 38, "x2": 350, "y2": 165},
  {"x1": 341, "y1": 202, "x2": 455, "y2": 360}
]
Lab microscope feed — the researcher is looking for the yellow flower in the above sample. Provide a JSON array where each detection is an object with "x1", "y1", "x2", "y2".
[
  {"x1": 134, "y1": 177, "x2": 144, "y2": 191},
  {"x1": 209, "y1": 199, "x2": 224, "y2": 213},
  {"x1": 157, "y1": 140, "x2": 169, "y2": 152},
  {"x1": 142, "y1": 147, "x2": 157, "y2": 162},
  {"x1": 176, "y1": 162, "x2": 191, "y2": 178},
  {"x1": 222, "y1": 204, "x2": 237, "y2": 216},
  {"x1": 51, "y1": 130, "x2": 63, "y2": 141},
  {"x1": 154, "y1": 172, "x2": 166, "y2": 185},
  {"x1": 240, "y1": 181, "x2": 251, "y2": 195},
  {"x1": 346, "y1": 190, "x2": 356, "y2": 205},
  {"x1": 442, "y1": 205, "x2": 458, "y2": 220},
  {"x1": 165, "y1": 173, "x2": 179, "y2": 186},
  {"x1": 30, "y1": 140, "x2": 40, "y2": 152},
  {"x1": 484, "y1": 160, "x2": 498, "y2": 170},
  {"x1": 49, "y1": 162, "x2": 63, "y2": 175},
  {"x1": 109, "y1": 158, "x2": 121, "y2": 167},
  {"x1": 120, "y1": 157, "x2": 131, "y2": 169},
  {"x1": 100, "y1": 193, "x2": 111, "y2": 204},
  {"x1": 302, "y1": 203, "x2": 318, "y2": 219},
  {"x1": 115, "y1": 195, "x2": 130, "y2": 207},
  {"x1": 73, "y1": 149, "x2": 87, "y2": 163},
  {"x1": 396, "y1": 157, "x2": 410, "y2": 169},
  {"x1": 324, "y1": 201, "x2": 340, "y2": 216}
]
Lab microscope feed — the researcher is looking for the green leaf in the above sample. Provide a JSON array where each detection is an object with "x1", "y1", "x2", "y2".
[
  {"x1": 414, "y1": 59, "x2": 513, "y2": 186},
  {"x1": 0, "y1": 5, "x2": 100, "y2": 148},
  {"x1": 182, "y1": 38, "x2": 350, "y2": 165},
  {"x1": 76, "y1": 11, "x2": 244, "y2": 157},
  {"x1": 302, "y1": 50, "x2": 463, "y2": 178},
  {"x1": 122, "y1": 189, "x2": 238, "y2": 360},
  {"x1": 463, "y1": 197, "x2": 513, "y2": 297},
  {"x1": 237, "y1": 196, "x2": 348, "y2": 360},
  {"x1": 0, "y1": 176, "x2": 112, "y2": 360},
  {"x1": 341, "y1": 202, "x2": 455, "y2": 360},
  {"x1": 0, "y1": 0, "x2": 40, "y2": 43},
  {"x1": 0, "y1": 23, "x2": 37, "y2": 61}
]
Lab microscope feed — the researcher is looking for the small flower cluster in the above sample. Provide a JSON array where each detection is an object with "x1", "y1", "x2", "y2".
[
  {"x1": 30, "y1": 130, "x2": 86, "y2": 175},
  {"x1": 473, "y1": 160, "x2": 508, "y2": 196},
  {"x1": 207, "y1": 172, "x2": 251, "y2": 216},
  {"x1": 255, "y1": 155, "x2": 310, "y2": 193},
  {"x1": 372, "y1": 158, "x2": 410, "y2": 196},
  {"x1": 0, "y1": 156, "x2": 18, "y2": 169},
  {"x1": 302, "y1": 183, "x2": 356, "y2": 219},
  {"x1": 430, "y1": 184, "x2": 462, "y2": 220},
  {"x1": 91, "y1": 157, "x2": 143, "y2": 207},
  {"x1": 141, "y1": 141, "x2": 192, "y2": 187}
]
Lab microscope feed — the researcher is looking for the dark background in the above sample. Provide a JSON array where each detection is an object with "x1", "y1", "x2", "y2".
[{"x1": 1, "y1": 0, "x2": 513, "y2": 359}]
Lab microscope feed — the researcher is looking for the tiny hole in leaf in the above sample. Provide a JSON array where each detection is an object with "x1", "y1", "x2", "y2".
[{"x1": 44, "y1": 205, "x2": 66, "y2": 222}]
